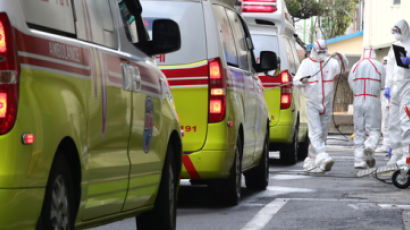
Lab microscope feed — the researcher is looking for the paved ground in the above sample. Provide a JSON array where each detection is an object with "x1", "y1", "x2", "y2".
[{"x1": 89, "y1": 135, "x2": 410, "y2": 230}]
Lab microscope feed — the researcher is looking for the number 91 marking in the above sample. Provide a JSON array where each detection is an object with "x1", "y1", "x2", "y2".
[{"x1": 181, "y1": 125, "x2": 197, "y2": 133}]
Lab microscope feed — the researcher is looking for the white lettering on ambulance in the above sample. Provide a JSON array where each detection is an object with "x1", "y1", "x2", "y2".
[{"x1": 49, "y1": 42, "x2": 81, "y2": 63}]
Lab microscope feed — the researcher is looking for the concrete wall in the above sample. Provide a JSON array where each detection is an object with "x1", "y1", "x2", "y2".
[{"x1": 363, "y1": 0, "x2": 410, "y2": 49}]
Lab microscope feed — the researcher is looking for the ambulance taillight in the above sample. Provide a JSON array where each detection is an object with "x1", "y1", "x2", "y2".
[
  {"x1": 0, "y1": 13, "x2": 19, "y2": 135},
  {"x1": 242, "y1": 0, "x2": 277, "y2": 13},
  {"x1": 208, "y1": 59, "x2": 226, "y2": 123},
  {"x1": 280, "y1": 70, "x2": 292, "y2": 109}
]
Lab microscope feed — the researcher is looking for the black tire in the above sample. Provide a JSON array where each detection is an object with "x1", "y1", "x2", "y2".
[
  {"x1": 137, "y1": 145, "x2": 178, "y2": 230},
  {"x1": 392, "y1": 170, "x2": 410, "y2": 189},
  {"x1": 37, "y1": 153, "x2": 75, "y2": 230},
  {"x1": 279, "y1": 124, "x2": 299, "y2": 165},
  {"x1": 219, "y1": 136, "x2": 243, "y2": 206},
  {"x1": 298, "y1": 133, "x2": 309, "y2": 161},
  {"x1": 245, "y1": 131, "x2": 269, "y2": 190}
]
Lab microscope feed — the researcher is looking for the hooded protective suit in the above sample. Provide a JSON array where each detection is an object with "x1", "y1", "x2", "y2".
[
  {"x1": 376, "y1": 56, "x2": 390, "y2": 153},
  {"x1": 348, "y1": 48, "x2": 385, "y2": 168},
  {"x1": 294, "y1": 39, "x2": 348, "y2": 172},
  {"x1": 385, "y1": 19, "x2": 410, "y2": 166}
]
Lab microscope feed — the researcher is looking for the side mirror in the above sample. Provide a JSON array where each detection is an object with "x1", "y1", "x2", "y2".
[
  {"x1": 145, "y1": 19, "x2": 181, "y2": 56},
  {"x1": 259, "y1": 51, "x2": 278, "y2": 72}
]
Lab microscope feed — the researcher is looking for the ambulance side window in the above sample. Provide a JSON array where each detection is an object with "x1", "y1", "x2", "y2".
[
  {"x1": 213, "y1": 5, "x2": 238, "y2": 67},
  {"x1": 226, "y1": 10, "x2": 251, "y2": 71},
  {"x1": 82, "y1": 0, "x2": 117, "y2": 49}
]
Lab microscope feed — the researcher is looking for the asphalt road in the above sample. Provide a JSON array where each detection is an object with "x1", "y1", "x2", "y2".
[{"x1": 89, "y1": 135, "x2": 410, "y2": 230}]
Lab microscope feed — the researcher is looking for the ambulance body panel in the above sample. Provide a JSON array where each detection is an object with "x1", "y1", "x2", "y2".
[
  {"x1": 141, "y1": 0, "x2": 271, "y2": 194},
  {"x1": 0, "y1": 0, "x2": 182, "y2": 229}
]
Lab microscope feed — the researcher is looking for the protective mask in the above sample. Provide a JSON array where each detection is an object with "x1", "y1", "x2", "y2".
[
  {"x1": 318, "y1": 53, "x2": 327, "y2": 60},
  {"x1": 394, "y1": 33, "x2": 403, "y2": 42}
]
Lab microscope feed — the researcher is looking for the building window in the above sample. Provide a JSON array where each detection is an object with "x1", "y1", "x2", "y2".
[{"x1": 393, "y1": 0, "x2": 401, "y2": 5}]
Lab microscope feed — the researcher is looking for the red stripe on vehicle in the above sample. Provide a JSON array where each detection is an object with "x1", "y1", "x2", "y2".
[
  {"x1": 162, "y1": 65, "x2": 209, "y2": 78},
  {"x1": 19, "y1": 56, "x2": 91, "y2": 77},
  {"x1": 168, "y1": 79, "x2": 208, "y2": 86},
  {"x1": 15, "y1": 29, "x2": 90, "y2": 66},
  {"x1": 182, "y1": 155, "x2": 200, "y2": 179}
]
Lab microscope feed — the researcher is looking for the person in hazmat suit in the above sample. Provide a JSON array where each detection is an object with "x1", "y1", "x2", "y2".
[
  {"x1": 348, "y1": 48, "x2": 385, "y2": 169},
  {"x1": 385, "y1": 19, "x2": 410, "y2": 166},
  {"x1": 376, "y1": 56, "x2": 390, "y2": 153},
  {"x1": 293, "y1": 39, "x2": 348, "y2": 172}
]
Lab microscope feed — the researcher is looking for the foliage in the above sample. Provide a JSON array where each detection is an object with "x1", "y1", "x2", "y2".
[{"x1": 285, "y1": 0, "x2": 360, "y2": 38}]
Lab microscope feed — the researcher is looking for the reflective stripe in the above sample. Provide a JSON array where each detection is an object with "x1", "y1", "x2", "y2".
[{"x1": 182, "y1": 155, "x2": 200, "y2": 179}]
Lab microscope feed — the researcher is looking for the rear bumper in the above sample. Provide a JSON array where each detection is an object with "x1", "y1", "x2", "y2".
[
  {"x1": 180, "y1": 148, "x2": 235, "y2": 179},
  {"x1": 269, "y1": 108, "x2": 295, "y2": 144},
  {"x1": 0, "y1": 187, "x2": 45, "y2": 229}
]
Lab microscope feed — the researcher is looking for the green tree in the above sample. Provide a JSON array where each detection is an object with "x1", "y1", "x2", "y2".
[{"x1": 285, "y1": 0, "x2": 360, "y2": 38}]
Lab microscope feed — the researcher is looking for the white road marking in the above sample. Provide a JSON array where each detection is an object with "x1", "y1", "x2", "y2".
[
  {"x1": 270, "y1": 174, "x2": 313, "y2": 180},
  {"x1": 266, "y1": 186, "x2": 315, "y2": 195},
  {"x1": 240, "y1": 199, "x2": 288, "y2": 230}
]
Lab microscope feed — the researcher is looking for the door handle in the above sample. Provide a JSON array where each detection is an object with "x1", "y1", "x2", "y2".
[
  {"x1": 131, "y1": 65, "x2": 141, "y2": 91},
  {"x1": 121, "y1": 63, "x2": 141, "y2": 92}
]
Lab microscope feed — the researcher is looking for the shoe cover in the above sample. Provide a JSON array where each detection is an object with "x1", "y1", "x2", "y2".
[
  {"x1": 375, "y1": 145, "x2": 389, "y2": 153},
  {"x1": 354, "y1": 160, "x2": 368, "y2": 169},
  {"x1": 315, "y1": 152, "x2": 334, "y2": 171},
  {"x1": 303, "y1": 156, "x2": 316, "y2": 171}
]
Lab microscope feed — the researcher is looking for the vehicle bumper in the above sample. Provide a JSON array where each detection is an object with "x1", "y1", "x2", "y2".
[
  {"x1": 180, "y1": 148, "x2": 235, "y2": 179},
  {"x1": 0, "y1": 187, "x2": 45, "y2": 229}
]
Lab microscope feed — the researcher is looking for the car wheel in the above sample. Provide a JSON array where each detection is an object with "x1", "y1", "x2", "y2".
[
  {"x1": 245, "y1": 131, "x2": 269, "y2": 190},
  {"x1": 280, "y1": 124, "x2": 299, "y2": 165},
  {"x1": 137, "y1": 144, "x2": 178, "y2": 230},
  {"x1": 37, "y1": 154, "x2": 75, "y2": 230},
  {"x1": 218, "y1": 136, "x2": 242, "y2": 206},
  {"x1": 392, "y1": 170, "x2": 410, "y2": 189}
]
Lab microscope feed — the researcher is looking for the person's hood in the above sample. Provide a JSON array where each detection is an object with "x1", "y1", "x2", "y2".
[
  {"x1": 361, "y1": 48, "x2": 376, "y2": 60},
  {"x1": 310, "y1": 39, "x2": 328, "y2": 61},
  {"x1": 394, "y1": 19, "x2": 410, "y2": 43}
]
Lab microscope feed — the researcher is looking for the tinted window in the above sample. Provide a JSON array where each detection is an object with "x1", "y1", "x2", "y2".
[
  {"x1": 226, "y1": 10, "x2": 251, "y2": 71},
  {"x1": 85, "y1": 0, "x2": 117, "y2": 48},
  {"x1": 213, "y1": 5, "x2": 238, "y2": 66},
  {"x1": 251, "y1": 34, "x2": 279, "y2": 64},
  {"x1": 119, "y1": 0, "x2": 139, "y2": 43},
  {"x1": 284, "y1": 37, "x2": 296, "y2": 74}
]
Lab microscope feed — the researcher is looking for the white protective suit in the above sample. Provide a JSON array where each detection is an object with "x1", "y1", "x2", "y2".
[
  {"x1": 386, "y1": 19, "x2": 410, "y2": 166},
  {"x1": 376, "y1": 56, "x2": 390, "y2": 153},
  {"x1": 348, "y1": 48, "x2": 385, "y2": 168},
  {"x1": 294, "y1": 39, "x2": 348, "y2": 172}
]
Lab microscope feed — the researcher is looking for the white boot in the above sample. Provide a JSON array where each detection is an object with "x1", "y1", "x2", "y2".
[
  {"x1": 354, "y1": 160, "x2": 368, "y2": 169},
  {"x1": 303, "y1": 156, "x2": 315, "y2": 171},
  {"x1": 375, "y1": 145, "x2": 389, "y2": 153},
  {"x1": 315, "y1": 152, "x2": 334, "y2": 172}
]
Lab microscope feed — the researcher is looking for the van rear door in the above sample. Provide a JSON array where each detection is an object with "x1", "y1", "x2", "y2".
[{"x1": 141, "y1": 0, "x2": 208, "y2": 153}]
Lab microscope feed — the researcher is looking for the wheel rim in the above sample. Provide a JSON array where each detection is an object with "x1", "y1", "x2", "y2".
[
  {"x1": 50, "y1": 175, "x2": 70, "y2": 230},
  {"x1": 396, "y1": 172, "x2": 409, "y2": 186},
  {"x1": 168, "y1": 163, "x2": 176, "y2": 227}
]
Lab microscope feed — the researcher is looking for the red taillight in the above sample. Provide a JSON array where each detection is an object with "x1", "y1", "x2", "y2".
[
  {"x1": 242, "y1": 0, "x2": 277, "y2": 13},
  {"x1": 23, "y1": 133, "x2": 34, "y2": 145},
  {"x1": 208, "y1": 59, "x2": 226, "y2": 123},
  {"x1": 242, "y1": 5, "x2": 277, "y2": 13},
  {"x1": 280, "y1": 71, "x2": 292, "y2": 110},
  {"x1": 0, "y1": 13, "x2": 19, "y2": 135}
]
